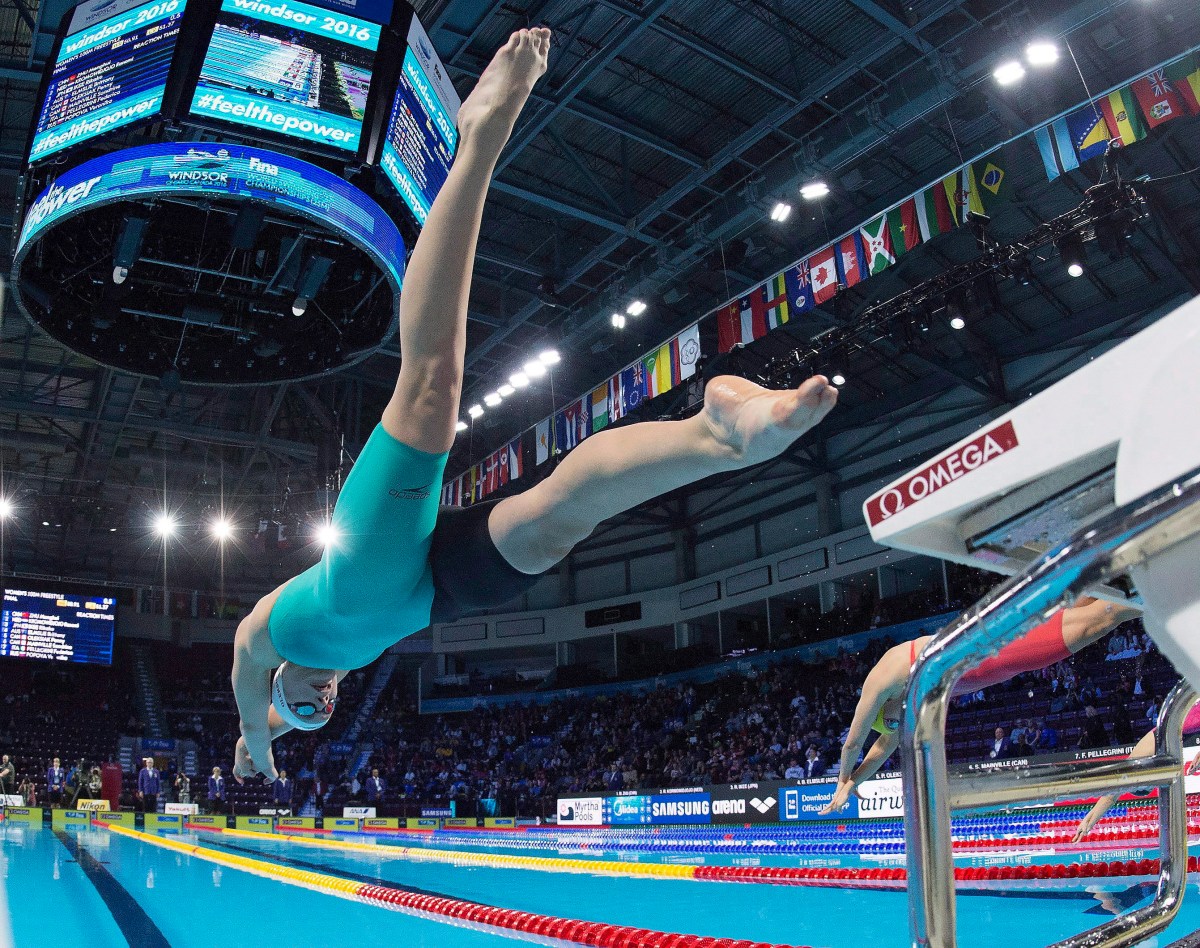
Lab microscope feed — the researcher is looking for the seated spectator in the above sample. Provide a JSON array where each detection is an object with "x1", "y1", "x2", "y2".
[
  {"x1": 804, "y1": 747, "x2": 825, "y2": 779},
  {"x1": 1010, "y1": 721, "x2": 1026, "y2": 746},
  {"x1": 988, "y1": 727, "x2": 1011, "y2": 761},
  {"x1": 1078, "y1": 705, "x2": 1109, "y2": 749},
  {"x1": 784, "y1": 759, "x2": 804, "y2": 780}
]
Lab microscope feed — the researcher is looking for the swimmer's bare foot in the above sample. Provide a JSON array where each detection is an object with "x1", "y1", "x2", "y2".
[
  {"x1": 701, "y1": 374, "x2": 838, "y2": 468},
  {"x1": 457, "y1": 27, "x2": 550, "y2": 156}
]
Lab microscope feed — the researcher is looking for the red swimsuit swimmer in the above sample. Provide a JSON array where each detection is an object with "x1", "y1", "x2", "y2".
[{"x1": 909, "y1": 610, "x2": 1070, "y2": 695}]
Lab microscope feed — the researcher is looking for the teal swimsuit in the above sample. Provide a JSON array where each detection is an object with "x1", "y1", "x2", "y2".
[{"x1": 268, "y1": 424, "x2": 449, "y2": 670}]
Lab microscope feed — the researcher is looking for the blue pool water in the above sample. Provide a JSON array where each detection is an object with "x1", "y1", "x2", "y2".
[{"x1": 6, "y1": 819, "x2": 1200, "y2": 947}]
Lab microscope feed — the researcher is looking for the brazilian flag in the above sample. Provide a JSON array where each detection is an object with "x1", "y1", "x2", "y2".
[{"x1": 964, "y1": 149, "x2": 1009, "y2": 218}]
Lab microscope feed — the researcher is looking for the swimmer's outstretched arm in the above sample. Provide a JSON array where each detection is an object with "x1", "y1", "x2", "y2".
[
  {"x1": 381, "y1": 28, "x2": 550, "y2": 455},
  {"x1": 1072, "y1": 728, "x2": 1156, "y2": 842},
  {"x1": 1062, "y1": 597, "x2": 1142, "y2": 652},
  {"x1": 488, "y1": 374, "x2": 837, "y2": 574}
]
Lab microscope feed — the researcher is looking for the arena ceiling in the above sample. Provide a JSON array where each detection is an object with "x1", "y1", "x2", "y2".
[{"x1": 0, "y1": 0, "x2": 1198, "y2": 596}]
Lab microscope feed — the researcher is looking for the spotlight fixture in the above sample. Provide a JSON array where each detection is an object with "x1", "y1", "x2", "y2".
[
  {"x1": 1010, "y1": 255, "x2": 1035, "y2": 286},
  {"x1": 800, "y1": 181, "x2": 830, "y2": 201},
  {"x1": 455, "y1": 420, "x2": 468, "y2": 433},
  {"x1": 484, "y1": 392, "x2": 502, "y2": 407},
  {"x1": 154, "y1": 514, "x2": 177, "y2": 539},
  {"x1": 611, "y1": 313, "x2": 626, "y2": 329},
  {"x1": 831, "y1": 373, "x2": 846, "y2": 386},
  {"x1": 949, "y1": 316, "x2": 966, "y2": 330},
  {"x1": 0, "y1": 497, "x2": 11, "y2": 520},
  {"x1": 1057, "y1": 233, "x2": 1087, "y2": 277},
  {"x1": 509, "y1": 372, "x2": 530, "y2": 388},
  {"x1": 498, "y1": 384, "x2": 515, "y2": 397},
  {"x1": 468, "y1": 404, "x2": 484, "y2": 418},
  {"x1": 993, "y1": 60, "x2": 1026, "y2": 86},
  {"x1": 523, "y1": 359, "x2": 547, "y2": 379},
  {"x1": 112, "y1": 266, "x2": 129, "y2": 284},
  {"x1": 626, "y1": 300, "x2": 647, "y2": 316},
  {"x1": 314, "y1": 522, "x2": 340, "y2": 548},
  {"x1": 1025, "y1": 41, "x2": 1059, "y2": 66},
  {"x1": 291, "y1": 298, "x2": 308, "y2": 317},
  {"x1": 770, "y1": 201, "x2": 793, "y2": 222},
  {"x1": 1095, "y1": 209, "x2": 1136, "y2": 260},
  {"x1": 210, "y1": 518, "x2": 233, "y2": 541},
  {"x1": 538, "y1": 349, "x2": 561, "y2": 366}
]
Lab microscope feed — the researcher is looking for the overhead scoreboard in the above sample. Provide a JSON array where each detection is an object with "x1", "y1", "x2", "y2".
[
  {"x1": 379, "y1": 14, "x2": 460, "y2": 225},
  {"x1": 30, "y1": 0, "x2": 187, "y2": 162},
  {"x1": 0, "y1": 588, "x2": 116, "y2": 666}
]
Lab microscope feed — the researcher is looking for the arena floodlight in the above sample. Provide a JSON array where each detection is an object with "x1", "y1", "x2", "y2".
[
  {"x1": 498, "y1": 384, "x2": 515, "y2": 398},
  {"x1": 0, "y1": 497, "x2": 11, "y2": 521},
  {"x1": 523, "y1": 359, "x2": 547, "y2": 379},
  {"x1": 611, "y1": 313, "x2": 626, "y2": 329},
  {"x1": 626, "y1": 300, "x2": 647, "y2": 316},
  {"x1": 538, "y1": 349, "x2": 561, "y2": 366},
  {"x1": 949, "y1": 316, "x2": 966, "y2": 330},
  {"x1": 831, "y1": 373, "x2": 846, "y2": 387},
  {"x1": 154, "y1": 513, "x2": 177, "y2": 539},
  {"x1": 314, "y1": 522, "x2": 339, "y2": 548},
  {"x1": 800, "y1": 181, "x2": 830, "y2": 201},
  {"x1": 484, "y1": 392, "x2": 502, "y2": 407},
  {"x1": 1025, "y1": 41, "x2": 1059, "y2": 66},
  {"x1": 468, "y1": 404, "x2": 484, "y2": 418},
  {"x1": 1058, "y1": 233, "x2": 1087, "y2": 278},
  {"x1": 210, "y1": 517, "x2": 233, "y2": 541},
  {"x1": 771, "y1": 202, "x2": 793, "y2": 222},
  {"x1": 455, "y1": 420, "x2": 468, "y2": 433},
  {"x1": 993, "y1": 60, "x2": 1026, "y2": 86},
  {"x1": 509, "y1": 372, "x2": 530, "y2": 388}
]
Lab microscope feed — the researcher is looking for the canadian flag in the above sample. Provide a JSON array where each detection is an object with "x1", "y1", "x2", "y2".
[{"x1": 808, "y1": 247, "x2": 838, "y2": 304}]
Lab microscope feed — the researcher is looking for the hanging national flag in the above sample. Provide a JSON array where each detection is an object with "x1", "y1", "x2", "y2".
[
  {"x1": 620, "y1": 363, "x2": 648, "y2": 415},
  {"x1": 1165, "y1": 54, "x2": 1200, "y2": 114},
  {"x1": 763, "y1": 273, "x2": 789, "y2": 329},
  {"x1": 860, "y1": 214, "x2": 895, "y2": 275},
  {"x1": 672, "y1": 323, "x2": 701, "y2": 381},
  {"x1": 643, "y1": 344, "x2": 673, "y2": 398},
  {"x1": 482, "y1": 454, "x2": 499, "y2": 496},
  {"x1": 459, "y1": 469, "x2": 471, "y2": 506},
  {"x1": 1132, "y1": 68, "x2": 1187, "y2": 129},
  {"x1": 591, "y1": 383, "x2": 610, "y2": 433},
  {"x1": 554, "y1": 397, "x2": 590, "y2": 454},
  {"x1": 607, "y1": 375, "x2": 626, "y2": 423},
  {"x1": 836, "y1": 233, "x2": 866, "y2": 289},
  {"x1": 441, "y1": 482, "x2": 453, "y2": 506},
  {"x1": 782, "y1": 259, "x2": 816, "y2": 315},
  {"x1": 888, "y1": 197, "x2": 921, "y2": 256},
  {"x1": 473, "y1": 464, "x2": 485, "y2": 503},
  {"x1": 967, "y1": 151, "x2": 1009, "y2": 217},
  {"x1": 1066, "y1": 107, "x2": 1112, "y2": 163},
  {"x1": 715, "y1": 290, "x2": 767, "y2": 353},
  {"x1": 1099, "y1": 86, "x2": 1147, "y2": 148},
  {"x1": 535, "y1": 417, "x2": 553, "y2": 465},
  {"x1": 504, "y1": 438, "x2": 523, "y2": 481},
  {"x1": 809, "y1": 246, "x2": 838, "y2": 304},
  {"x1": 917, "y1": 174, "x2": 958, "y2": 239}
]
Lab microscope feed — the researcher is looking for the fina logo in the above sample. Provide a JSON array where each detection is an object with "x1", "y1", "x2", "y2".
[{"x1": 247, "y1": 155, "x2": 280, "y2": 177}]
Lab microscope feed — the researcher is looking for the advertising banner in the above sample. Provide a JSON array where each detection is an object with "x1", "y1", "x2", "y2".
[
  {"x1": 98, "y1": 811, "x2": 135, "y2": 827},
  {"x1": 0, "y1": 795, "x2": 24, "y2": 807},
  {"x1": 780, "y1": 783, "x2": 854, "y2": 821},
  {"x1": 363, "y1": 817, "x2": 399, "y2": 830},
  {"x1": 3, "y1": 807, "x2": 42, "y2": 824},
  {"x1": 855, "y1": 777, "x2": 904, "y2": 819},
  {"x1": 421, "y1": 807, "x2": 453, "y2": 818},
  {"x1": 407, "y1": 818, "x2": 440, "y2": 829},
  {"x1": 329, "y1": 818, "x2": 360, "y2": 831},
  {"x1": 278, "y1": 817, "x2": 316, "y2": 830},
  {"x1": 556, "y1": 797, "x2": 604, "y2": 826},
  {"x1": 234, "y1": 815, "x2": 274, "y2": 832},
  {"x1": 484, "y1": 818, "x2": 516, "y2": 828},
  {"x1": 75, "y1": 798, "x2": 111, "y2": 812},
  {"x1": 189, "y1": 815, "x2": 223, "y2": 827},
  {"x1": 52, "y1": 809, "x2": 92, "y2": 827},
  {"x1": 443, "y1": 818, "x2": 476, "y2": 828},
  {"x1": 709, "y1": 784, "x2": 781, "y2": 823},
  {"x1": 647, "y1": 792, "x2": 711, "y2": 825},
  {"x1": 144, "y1": 813, "x2": 183, "y2": 831},
  {"x1": 165, "y1": 803, "x2": 198, "y2": 815},
  {"x1": 342, "y1": 806, "x2": 376, "y2": 819}
]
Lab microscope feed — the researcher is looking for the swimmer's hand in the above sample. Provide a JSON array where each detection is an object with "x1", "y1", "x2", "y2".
[
  {"x1": 234, "y1": 733, "x2": 277, "y2": 783},
  {"x1": 819, "y1": 779, "x2": 857, "y2": 815},
  {"x1": 1072, "y1": 814, "x2": 1099, "y2": 843}
]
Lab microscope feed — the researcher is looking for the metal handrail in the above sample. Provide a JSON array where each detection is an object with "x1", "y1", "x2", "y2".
[{"x1": 902, "y1": 465, "x2": 1200, "y2": 948}]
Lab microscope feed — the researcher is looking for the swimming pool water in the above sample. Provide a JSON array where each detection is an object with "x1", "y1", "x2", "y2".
[{"x1": 6, "y1": 820, "x2": 1200, "y2": 947}]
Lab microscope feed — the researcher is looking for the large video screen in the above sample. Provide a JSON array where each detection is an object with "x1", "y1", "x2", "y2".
[
  {"x1": 379, "y1": 15, "x2": 459, "y2": 225},
  {"x1": 30, "y1": 0, "x2": 187, "y2": 163},
  {"x1": 189, "y1": 0, "x2": 381, "y2": 153},
  {"x1": 1, "y1": 588, "x2": 116, "y2": 665}
]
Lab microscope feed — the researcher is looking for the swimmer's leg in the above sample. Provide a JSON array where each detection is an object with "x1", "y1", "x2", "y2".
[
  {"x1": 381, "y1": 28, "x2": 550, "y2": 453},
  {"x1": 489, "y1": 374, "x2": 838, "y2": 573}
]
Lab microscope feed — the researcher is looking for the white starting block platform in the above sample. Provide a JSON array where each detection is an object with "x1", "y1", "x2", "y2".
[{"x1": 865, "y1": 292, "x2": 1200, "y2": 684}]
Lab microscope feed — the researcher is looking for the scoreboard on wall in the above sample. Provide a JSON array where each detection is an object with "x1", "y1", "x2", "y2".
[
  {"x1": 0, "y1": 588, "x2": 116, "y2": 666},
  {"x1": 25, "y1": 0, "x2": 458, "y2": 232}
]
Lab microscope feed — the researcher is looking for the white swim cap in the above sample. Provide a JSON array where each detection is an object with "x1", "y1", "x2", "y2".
[{"x1": 271, "y1": 662, "x2": 335, "y2": 731}]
